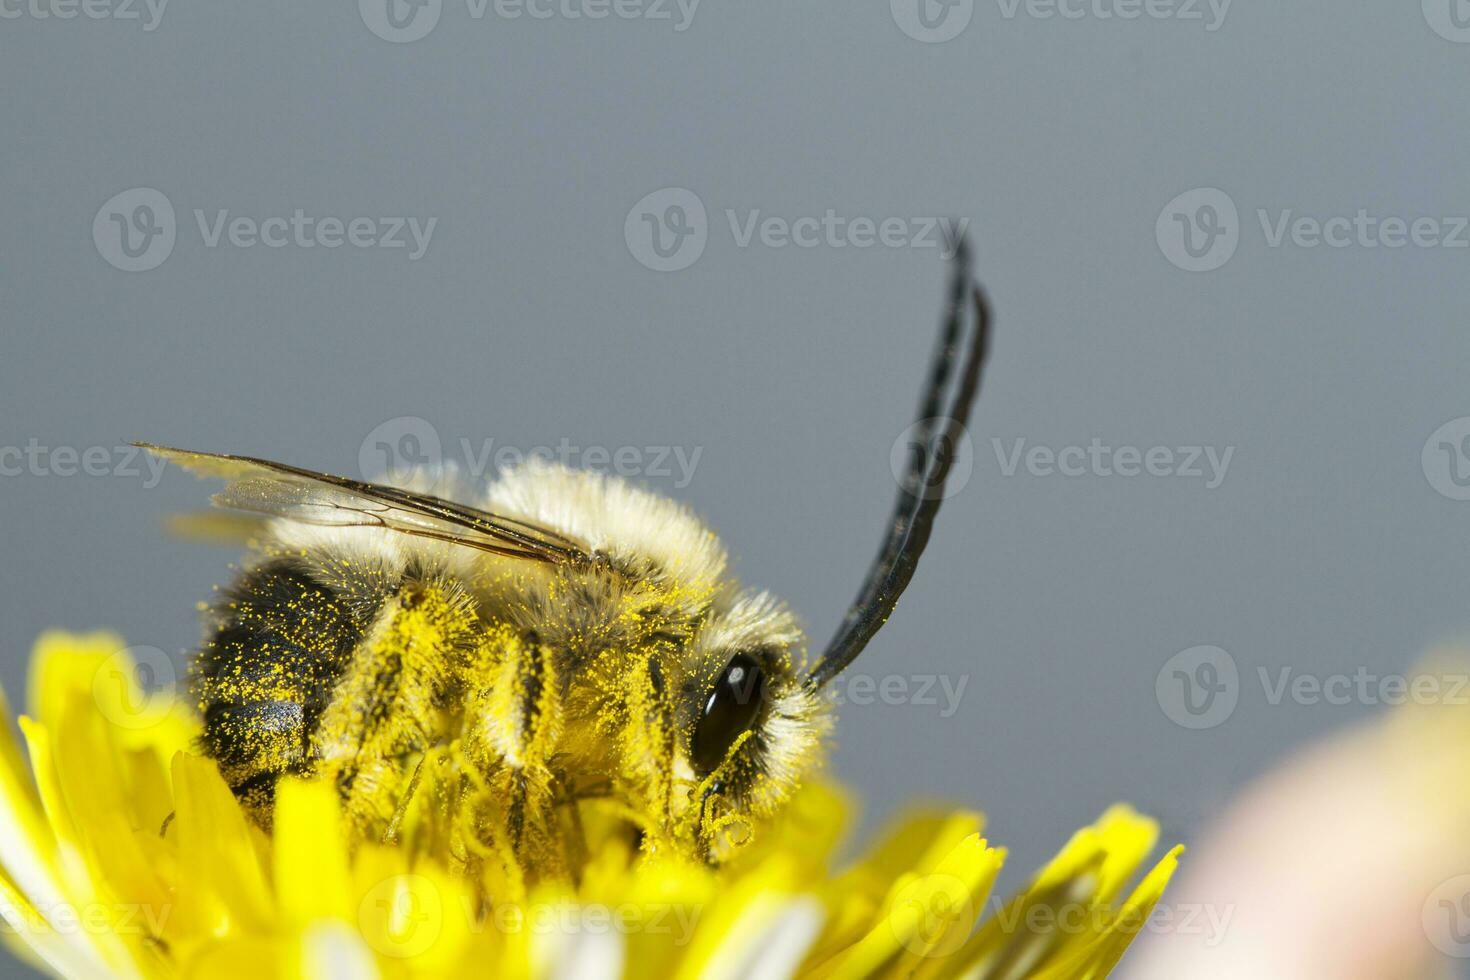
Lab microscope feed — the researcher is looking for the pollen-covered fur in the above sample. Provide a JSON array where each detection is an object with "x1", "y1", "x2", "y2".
[{"x1": 188, "y1": 457, "x2": 833, "y2": 880}]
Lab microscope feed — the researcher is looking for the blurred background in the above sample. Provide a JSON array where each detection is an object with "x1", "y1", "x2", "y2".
[{"x1": 4, "y1": 2, "x2": 1470, "y2": 974}]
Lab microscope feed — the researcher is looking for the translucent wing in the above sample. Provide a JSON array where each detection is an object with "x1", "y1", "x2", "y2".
[{"x1": 138, "y1": 443, "x2": 595, "y2": 567}]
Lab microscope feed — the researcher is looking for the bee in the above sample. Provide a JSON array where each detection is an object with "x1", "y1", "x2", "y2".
[{"x1": 141, "y1": 246, "x2": 989, "y2": 875}]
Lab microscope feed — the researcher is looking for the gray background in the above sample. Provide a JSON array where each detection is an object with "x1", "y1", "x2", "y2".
[{"x1": 4, "y1": 1, "x2": 1470, "y2": 973}]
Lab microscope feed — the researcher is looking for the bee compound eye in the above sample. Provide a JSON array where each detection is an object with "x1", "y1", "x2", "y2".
[{"x1": 691, "y1": 653, "x2": 766, "y2": 775}]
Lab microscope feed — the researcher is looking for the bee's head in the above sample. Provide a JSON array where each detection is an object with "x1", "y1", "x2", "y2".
[
  {"x1": 662, "y1": 591, "x2": 832, "y2": 861},
  {"x1": 485, "y1": 244, "x2": 989, "y2": 865}
]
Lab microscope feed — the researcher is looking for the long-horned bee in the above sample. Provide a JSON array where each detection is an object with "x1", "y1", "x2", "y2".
[{"x1": 141, "y1": 247, "x2": 989, "y2": 876}]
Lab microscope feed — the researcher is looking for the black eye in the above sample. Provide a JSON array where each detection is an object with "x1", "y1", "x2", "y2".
[{"x1": 691, "y1": 653, "x2": 765, "y2": 775}]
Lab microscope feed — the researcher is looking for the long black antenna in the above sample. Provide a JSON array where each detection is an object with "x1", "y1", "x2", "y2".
[{"x1": 808, "y1": 243, "x2": 992, "y2": 688}]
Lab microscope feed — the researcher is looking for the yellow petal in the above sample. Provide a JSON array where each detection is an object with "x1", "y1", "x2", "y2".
[
  {"x1": 816, "y1": 833, "x2": 1003, "y2": 980},
  {"x1": 672, "y1": 855, "x2": 812, "y2": 980},
  {"x1": 273, "y1": 779, "x2": 352, "y2": 926},
  {"x1": 170, "y1": 752, "x2": 273, "y2": 939}
]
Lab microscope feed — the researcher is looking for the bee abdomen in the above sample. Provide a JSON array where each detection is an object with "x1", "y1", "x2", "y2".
[
  {"x1": 194, "y1": 557, "x2": 384, "y2": 812},
  {"x1": 202, "y1": 700, "x2": 307, "y2": 768},
  {"x1": 200, "y1": 700, "x2": 308, "y2": 815}
]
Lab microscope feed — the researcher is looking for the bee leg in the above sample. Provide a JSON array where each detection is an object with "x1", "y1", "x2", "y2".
[
  {"x1": 461, "y1": 627, "x2": 566, "y2": 878},
  {"x1": 382, "y1": 753, "x2": 428, "y2": 844},
  {"x1": 313, "y1": 579, "x2": 480, "y2": 841}
]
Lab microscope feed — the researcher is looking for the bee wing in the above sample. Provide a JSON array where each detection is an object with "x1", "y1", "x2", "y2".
[{"x1": 137, "y1": 443, "x2": 595, "y2": 566}]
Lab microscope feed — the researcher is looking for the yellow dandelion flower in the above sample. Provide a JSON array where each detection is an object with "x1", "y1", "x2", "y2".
[{"x1": 0, "y1": 633, "x2": 1180, "y2": 979}]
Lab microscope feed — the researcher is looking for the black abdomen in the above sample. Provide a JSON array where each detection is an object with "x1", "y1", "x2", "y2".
[{"x1": 194, "y1": 557, "x2": 382, "y2": 815}]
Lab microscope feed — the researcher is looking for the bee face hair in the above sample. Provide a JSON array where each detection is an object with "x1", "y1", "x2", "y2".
[{"x1": 144, "y1": 244, "x2": 990, "y2": 872}]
